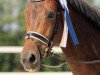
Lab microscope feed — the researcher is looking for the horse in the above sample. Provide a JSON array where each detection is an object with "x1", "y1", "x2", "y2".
[{"x1": 20, "y1": 0, "x2": 100, "y2": 74}]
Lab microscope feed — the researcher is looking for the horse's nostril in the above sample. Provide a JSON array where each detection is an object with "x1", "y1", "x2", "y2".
[{"x1": 29, "y1": 54, "x2": 36, "y2": 63}]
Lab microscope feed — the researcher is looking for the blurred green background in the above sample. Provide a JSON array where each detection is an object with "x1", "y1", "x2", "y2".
[{"x1": 0, "y1": 0, "x2": 99, "y2": 72}]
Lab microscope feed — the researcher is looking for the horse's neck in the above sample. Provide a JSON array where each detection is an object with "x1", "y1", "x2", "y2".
[
  {"x1": 61, "y1": 5, "x2": 100, "y2": 75},
  {"x1": 53, "y1": 16, "x2": 63, "y2": 45}
]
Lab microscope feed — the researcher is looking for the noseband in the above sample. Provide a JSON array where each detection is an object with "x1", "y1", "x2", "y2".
[{"x1": 25, "y1": 1, "x2": 62, "y2": 57}]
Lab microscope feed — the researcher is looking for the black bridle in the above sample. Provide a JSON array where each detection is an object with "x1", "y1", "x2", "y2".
[{"x1": 25, "y1": 0, "x2": 62, "y2": 56}]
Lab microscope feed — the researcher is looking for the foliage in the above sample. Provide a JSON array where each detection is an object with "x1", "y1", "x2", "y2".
[
  {"x1": 0, "y1": 53, "x2": 20, "y2": 72},
  {"x1": 0, "y1": 0, "x2": 26, "y2": 46},
  {"x1": 85, "y1": 0, "x2": 100, "y2": 10}
]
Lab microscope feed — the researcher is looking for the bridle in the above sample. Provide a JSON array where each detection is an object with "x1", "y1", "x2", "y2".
[{"x1": 25, "y1": 0, "x2": 62, "y2": 57}]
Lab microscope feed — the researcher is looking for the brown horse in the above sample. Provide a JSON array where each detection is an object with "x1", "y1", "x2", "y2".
[{"x1": 20, "y1": 0, "x2": 100, "y2": 74}]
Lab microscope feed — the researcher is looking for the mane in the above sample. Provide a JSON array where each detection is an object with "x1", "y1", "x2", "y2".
[{"x1": 68, "y1": 0, "x2": 100, "y2": 29}]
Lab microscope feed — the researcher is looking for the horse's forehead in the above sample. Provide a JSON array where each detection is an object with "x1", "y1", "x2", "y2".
[{"x1": 28, "y1": 0, "x2": 57, "y2": 10}]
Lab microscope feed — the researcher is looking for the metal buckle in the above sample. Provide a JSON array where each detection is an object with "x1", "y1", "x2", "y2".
[
  {"x1": 43, "y1": 48, "x2": 54, "y2": 57},
  {"x1": 43, "y1": 42, "x2": 53, "y2": 57}
]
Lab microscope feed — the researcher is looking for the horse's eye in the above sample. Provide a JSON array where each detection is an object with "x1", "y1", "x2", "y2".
[{"x1": 48, "y1": 12, "x2": 55, "y2": 19}]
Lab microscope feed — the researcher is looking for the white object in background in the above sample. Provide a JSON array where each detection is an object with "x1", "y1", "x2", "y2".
[
  {"x1": 0, "y1": 72, "x2": 73, "y2": 75},
  {"x1": 0, "y1": 46, "x2": 62, "y2": 53}
]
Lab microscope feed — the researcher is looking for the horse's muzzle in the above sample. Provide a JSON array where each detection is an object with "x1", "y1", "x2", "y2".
[{"x1": 20, "y1": 50, "x2": 41, "y2": 72}]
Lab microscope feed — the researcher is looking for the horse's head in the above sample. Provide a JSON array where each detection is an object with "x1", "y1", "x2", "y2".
[{"x1": 20, "y1": 0, "x2": 61, "y2": 72}]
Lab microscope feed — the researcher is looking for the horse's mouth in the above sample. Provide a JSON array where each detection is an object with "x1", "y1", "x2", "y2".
[
  {"x1": 24, "y1": 65, "x2": 40, "y2": 72},
  {"x1": 22, "y1": 61, "x2": 41, "y2": 72}
]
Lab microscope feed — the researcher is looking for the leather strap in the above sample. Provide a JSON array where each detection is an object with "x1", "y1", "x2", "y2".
[{"x1": 25, "y1": 32, "x2": 50, "y2": 46}]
